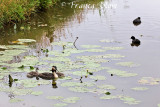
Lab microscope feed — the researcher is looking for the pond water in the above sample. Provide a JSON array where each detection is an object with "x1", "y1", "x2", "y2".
[{"x1": 0, "y1": 0, "x2": 160, "y2": 107}]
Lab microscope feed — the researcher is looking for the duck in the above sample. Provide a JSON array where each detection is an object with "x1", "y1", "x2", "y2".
[
  {"x1": 27, "y1": 68, "x2": 39, "y2": 78},
  {"x1": 130, "y1": 36, "x2": 141, "y2": 47},
  {"x1": 38, "y1": 66, "x2": 65, "y2": 80},
  {"x1": 133, "y1": 17, "x2": 141, "y2": 26}
]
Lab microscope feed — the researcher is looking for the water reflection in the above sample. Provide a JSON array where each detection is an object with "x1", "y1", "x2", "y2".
[{"x1": 52, "y1": 80, "x2": 58, "y2": 88}]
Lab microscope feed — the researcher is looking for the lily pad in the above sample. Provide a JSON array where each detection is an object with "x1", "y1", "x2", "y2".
[
  {"x1": 18, "y1": 39, "x2": 36, "y2": 43},
  {"x1": 0, "y1": 87, "x2": 32, "y2": 96},
  {"x1": 103, "y1": 47, "x2": 124, "y2": 50},
  {"x1": 100, "y1": 95, "x2": 119, "y2": 100},
  {"x1": 131, "y1": 87, "x2": 148, "y2": 91},
  {"x1": 81, "y1": 45, "x2": 101, "y2": 48},
  {"x1": 97, "y1": 85, "x2": 116, "y2": 90},
  {"x1": 46, "y1": 96, "x2": 64, "y2": 100},
  {"x1": 68, "y1": 87, "x2": 91, "y2": 93},
  {"x1": 89, "y1": 75, "x2": 106, "y2": 80},
  {"x1": 48, "y1": 51, "x2": 70, "y2": 57},
  {"x1": 99, "y1": 39, "x2": 115, "y2": 43},
  {"x1": 51, "y1": 41, "x2": 73, "y2": 46},
  {"x1": 119, "y1": 95, "x2": 141, "y2": 105},
  {"x1": 31, "y1": 91, "x2": 43, "y2": 96},
  {"x1": 61, "y1": 82, "x2": 95, "y2": 87},
  {"x1": 42, "y1": 57, "x2": 71, "y2": 62},
  {"x1": 53, "y1": 103, "x2": 67, "y2": 107},
  {"x1": 86, "y1": 49, "x2": 106, "y2": 52},
  {"x1": 101, "y1": 54, "x2": 125, "y2": 59},
  {"x1": 116, "y1": 62, "x2": 140, "y2": 67},
  {"x1": 62, "y1": 97, "x2": 80, "y2": 103},
  {"x1": 16, "y1": 79, "x2": 50, "y2": 88},
  {"x1": 7, "y1": 45, "x2": 29, "y2": 49},
  {"x1": 138, "y1": 77, "x2": 160, "y2": 85},
  {"x1": 0, "y1": 45, "x2": 8, "y2": 49},
  {"x1": 9, "y1": 98, "x2": 24, "y2": 103},
  {"x1": 72, "y1": 71, "x2": 88, "y2": 76},
  {"x1": 106, "y1": 69, "x2": 137, "y2": 77}
]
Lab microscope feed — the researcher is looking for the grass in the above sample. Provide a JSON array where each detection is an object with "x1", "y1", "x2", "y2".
[{"x1": 0, "y1": 0, "x2": 59, "y2": 28}]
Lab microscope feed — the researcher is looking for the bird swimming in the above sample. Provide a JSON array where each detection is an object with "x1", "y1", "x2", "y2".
[
  {"x1": 27, "y1": 66, "x2": 64, "y2": 80},
  {"x1": 27, "y1": 68, "x2": 39, "y2": 78},
  {"x1": 130, "y1": 36, "x2": 141, "y2": 47},
  {"x1": 38, "y1": 66, "x2": 65, "y2": 80},
  {"x1": 133, "y1": 17, "x2": 141, "y2": 26}
]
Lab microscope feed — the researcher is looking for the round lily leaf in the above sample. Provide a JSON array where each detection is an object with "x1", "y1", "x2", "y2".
[
  {"x1": 46, "y1": 96, "x2": 64, "y2": 100},
  {"x1": 62, "y1": 97, "x2": 80, "y2": 103},
  {"x1": 9, "y1": 98, "x2": 24, "y2": 103},
  {"x1": 53, "y1": 103, "x2": 67, "y2": 107},
  {"x1": 89, "y1": 75, "x2": 106, "y2": 80},
  {"x1": 81, "y1": 45, "x2": 101, "y2": 48},
  {"x1": 97, "y1": 84, "x2": 116, "y2": 90},
  {"x1": 131, "y1": 87, "x2": 148, "y2": 91},
  {"x1": 18, "y1": 39, "x2": 36, "y2": 43},
  {"x1": 31, "y1": 91, "x2": 43, "y2": 96}
]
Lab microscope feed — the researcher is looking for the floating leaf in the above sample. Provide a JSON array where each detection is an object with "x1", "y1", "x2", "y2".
[
  {"x1": 9, "y1": 98, "x2": 24, "y2": 103},
  {"x1": 103, "y1": 47, "x2": 124, "y2": 50},
  {"x1": 106, "y1": 69, "x2": 137, "y2": 77},
  {"x1": 97, "y1": 85, "x2": 116, "y2": 90},
  {"x1": 46, "y1": 96, "x2": 64, "y2": 100},
  {"x1": 16, "y1": 79, "x2": 50, "y2": 88},
  {"x1": 131, "y1": 87, "x2": 148, "y2": 91},
  {"x1": 0, "y1": 45, "x2": 8, "y2": 49},
  {"x1": 72, "y1": 71, "x2": 88, "y2": 76},
  {"x1": 119, "y1": 95, "x2": 141, "y2": 105},
  {"x1": 89, "y1": 75, "x2": 106, "y2": 80},
  {"x1": 53, "y1": 103, "x2": 67, "y2": 107},
  {"x1": 18, "y1": 39, "x2": 36, "y2": 43},
  {"x1": 62, "y1": 97, "x2": 80, "y2": 103},
  {"x1": 138, "y1": 77, "x2": 160, "y2": 85},
  {"x1": 61, "y1": 82, "x2": 95, "y2": 87},
  {"x1": 51, "y1": 41, "x2": 73, "y2": 46},
  {"x1": 99, "y1": 39, "x2": 115, "y2": 43},
  {"x1": 81, "y1": 45, "x2": 101, "y2": 48},
  {"x1": 31, "y1": 91, "x2": 43, "y2": 96},
  {"x1": 60, "y1": 76, "x2": 72, "y2": 80},
  {"x1": 86, "y1": 49, "x2": 106, "y2": 52},
  {"x1": 0, "y1": 87, "x2": 32, "y2": 96},
  {"x1": 68, "y1": 87, "x2": 91, "y2": 93},
  {"x1": 42, "y1": 57, "x2": 71, "y2": 62},
  {"x1": 100, "y1": 95, "x2": 119, "y2": 100},
  {"x1": 116, "y1": 62, "x2": 140, "y2": 67},
  {"x1": 7, "y1": 45, "x2": 29, "y2": 49}
]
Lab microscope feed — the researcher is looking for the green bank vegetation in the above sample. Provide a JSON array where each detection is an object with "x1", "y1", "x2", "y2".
[{"x1": 0, "y1": 0, "x2": 60, "y2": 28}]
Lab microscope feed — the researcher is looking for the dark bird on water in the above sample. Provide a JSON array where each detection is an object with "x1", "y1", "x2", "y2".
[
  {"x1": 130, "y1": 36, "x2": 141, "y2": 47},
  {"x1": 27, "y1": 66, "x2": 65, "y2": 80},
  {"x1": 38, "y1": 66, "x2": 65, "y2": 80},
  {"x1": 133, "y1": 17, "x2": 141, "y2": 26}
]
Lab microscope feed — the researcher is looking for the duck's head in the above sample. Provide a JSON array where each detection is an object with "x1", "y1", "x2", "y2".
[
  {"x1": 51, "y1": 66, "x2": 57, "y2": 72},
  {"x1": 131, "y1": 36, "x2": 135, "y2": 40},
  {"x1": 138, "y1": 17, "x2": 141, "y2": 19}
]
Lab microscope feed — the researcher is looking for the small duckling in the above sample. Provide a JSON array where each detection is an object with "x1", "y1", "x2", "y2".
[
  {"x1": 133, "y1": 17, "x2": 141, "y2": 26},
  {"x1": 130, "y1": 36, "x2": 141, "y2": 47},
  {"x1": 27, "y1": 68, "x2": 39, "y2": 78},
  {"x1": 38, "y1": 66, "x2": 64, "y2": 80}
]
